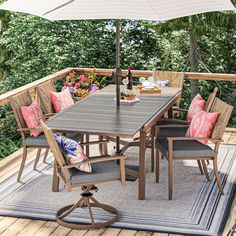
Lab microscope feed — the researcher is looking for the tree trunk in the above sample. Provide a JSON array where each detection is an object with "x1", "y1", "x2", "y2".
[{"x1": 189, "y1": 16, "x2": 199, "y2": 98}]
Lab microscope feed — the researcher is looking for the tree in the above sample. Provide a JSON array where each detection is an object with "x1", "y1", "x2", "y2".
[{"x1": 153, "y1": 6, "x2": 236, "y2": 98}]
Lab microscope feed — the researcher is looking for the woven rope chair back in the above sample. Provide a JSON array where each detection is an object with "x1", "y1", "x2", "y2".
[
  {"x1": 153, "y1": 70, "x2": 185, "y2": 107},
  {"x1": 10, "y1": 90, "x2": 33, "y2": 139},
  {"x1": 210, "y1": 97, "x2": 233, "y2": 140},
  {"x1": 36, "y1": 80, "x2": 55, "y2": 114},
  {"x1": 40, "y1": 120, "x2": 66, "y2": 167},
  {"x1": 204, "y1": 87, "x2": 218, "y2": 112}
]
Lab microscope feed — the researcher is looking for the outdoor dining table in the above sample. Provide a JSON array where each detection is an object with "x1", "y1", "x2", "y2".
[{"x1": 46, "y1": 84, "x2": 182, "y2": 200}]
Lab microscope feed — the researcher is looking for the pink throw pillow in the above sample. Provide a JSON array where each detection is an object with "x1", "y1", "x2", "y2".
[
  {"x1": 185, "y1": 110, "x2": 219, "y2": 145},
  {"x1": 186, "y1": 94, "x2": 205, "y2": 122},
  {"x1": 50, "y1": 87, "x2": 74, "y2": 113},
  {"x1": 21, "y1": 101, "x2": 43, "y2": 137}
]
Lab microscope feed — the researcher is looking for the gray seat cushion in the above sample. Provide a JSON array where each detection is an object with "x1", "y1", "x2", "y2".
[
  {"x1": 24, "y1": 134, "x2": 49, "y2": 147},
  {"x1": 156, "y1": 119, "x2": 188, "y2": 126},
  {"x1": 159, "y1": 127, "x2": 188, "y2": 138},
  {"x1": 156, "y1": 139, "x2": 215, "y2": 158},
  {"x1": 69, "y1": 160, "x2": 121, "y2": 185},
  {"x1": 24, "y1": 133, "x2": 82, "y2": 148}
]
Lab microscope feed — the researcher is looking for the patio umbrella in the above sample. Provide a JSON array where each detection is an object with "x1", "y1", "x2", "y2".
[{"x1": 0, "y1": 0, "x2": 235, "y2": 106}]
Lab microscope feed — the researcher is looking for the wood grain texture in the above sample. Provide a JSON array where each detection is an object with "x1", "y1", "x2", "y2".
[
  {"x1": 17, "y1": 220, "x2": 46, "y2": 236},
  {"x1": 0, "y1": 217, "x2": 18, "y2": 234},
  {"x1": 0, "y1": 218, "x2": 32, "y2": 236},
  {"x1": 33, "y1": 221, "x2": 59, "y2": 236}
]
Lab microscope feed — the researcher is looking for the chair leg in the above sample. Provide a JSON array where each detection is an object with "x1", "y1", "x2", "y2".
[
  {"x1": 213, "y1": 158, "x2": 224, "y2": 195},
  {"x1": 17, "y1": 146, "x2": 28, "y2": 182},
  {"x1": 155, "y1": 149, "x2": 160, "y2": 183},
  {"x1": 168, "y1": 159, "x2": 173, "y2": 200},
  {"x1": 85, "y1": 134, "x2": 90, "y2": 157},
  {"x1": 201, "y1": 160, "x2": 210, "y2": 181},
  {"x1": 43, "y1": 148, "x2": 49, "y2": 163},
  {"x1": 52, "y1": 161, "x2": 60, "y2": 192},
  {"x1": 197, "y1": 160, "x2": 204, "y2": 175},
  {"x1": 151, "y1": 127, "x2": 155, "y2": 172},
  {"x1": 98, "y1": 135, "x2": 103, "y2": 155},
  {"x1": 103, "y1": 139, "x2": 108, "y2": 156},
  {"x1": 33, "y1": 148, "x2": 42, "y2": 170}
]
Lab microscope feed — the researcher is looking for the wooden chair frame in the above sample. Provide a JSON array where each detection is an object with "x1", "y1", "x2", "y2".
[
  {"x1": 10, "y1": 90, "x2": 49, "y2": 182},
  {"x1": 155, "y1": 97, "x2": 233, "y2": 200},
  {"x1": 40, "y1": 120, "x2": 126, "y2": 229}
]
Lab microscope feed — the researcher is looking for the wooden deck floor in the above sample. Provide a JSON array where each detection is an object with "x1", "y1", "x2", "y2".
[{"x1": 0, "y1": 128, "x2": 235, "y2": 236}]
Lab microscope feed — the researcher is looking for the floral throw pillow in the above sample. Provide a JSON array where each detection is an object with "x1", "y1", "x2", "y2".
[
  {"x1": 21, "y1": 101, "x2": 44, "y2": 137},
  {"x1": 186, "y1": 94, "x2": 206, "y2": 122},
  {"x1": 54, "y1": 134, "x2": 92, "y2": 173},
  {"x1": 50, "y1": 87, "x2": 74, "y2": 113},
  {"x1": 185, "y1": 110, "x2": 219, "y2": 145}
]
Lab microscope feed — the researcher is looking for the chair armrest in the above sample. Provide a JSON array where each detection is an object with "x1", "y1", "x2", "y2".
[
  {"x1": 172, "y1": 108, "x2": 188, "y2": 113},
  {"x1": 167, "y1": 137, "x2": 222, "y2": 143},
  {"x1": 156, "y1": 124, "x2": 189, "y2": 128},
  {"x1": 63, "y1": 155, "x2": 126, "y2": 169},
  {"x1": 17, "y1": 127, "x2": 42, "y2": 132}
]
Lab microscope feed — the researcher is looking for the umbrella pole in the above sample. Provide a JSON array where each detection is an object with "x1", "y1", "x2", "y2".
[
  {"x1": 115, "y1": 19, "x2": 122, "y2": 153},
  {"x1": 115, "y1": 19, "x2": 121, "y2": 106}
]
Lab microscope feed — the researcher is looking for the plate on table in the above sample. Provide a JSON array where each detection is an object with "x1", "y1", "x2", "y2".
[{"x1": 114, "y1": 97, "x2": 140, "y2": 103}]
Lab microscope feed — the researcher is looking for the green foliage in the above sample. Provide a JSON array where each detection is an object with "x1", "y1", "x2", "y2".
[{"x1": 0, "y1": 104, "x2": 21, "y2": 159}]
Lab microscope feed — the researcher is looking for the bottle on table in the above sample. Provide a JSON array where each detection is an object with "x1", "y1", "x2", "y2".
[{"x1": 127, "y1": 66, "x2": 133, "y2": 90}]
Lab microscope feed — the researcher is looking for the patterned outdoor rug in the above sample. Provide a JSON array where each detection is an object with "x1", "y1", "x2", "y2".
[{"x1": 0, "y1": 143, "x2": 235, "y2": 236}]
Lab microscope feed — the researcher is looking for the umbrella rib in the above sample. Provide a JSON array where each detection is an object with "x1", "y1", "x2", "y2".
[
  {"x1": 146, "y1": 0, "x2": 163, "y2": 21},
  {"x1": 43, "y1": 0, "x2": 76, "y2": 16}
]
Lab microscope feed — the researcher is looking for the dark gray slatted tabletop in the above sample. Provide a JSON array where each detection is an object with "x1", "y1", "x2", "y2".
[{"x1": 46, "y1": 85, "x2": 181, "y2": 137}]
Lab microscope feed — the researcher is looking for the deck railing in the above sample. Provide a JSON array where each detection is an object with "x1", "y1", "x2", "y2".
[
  {"x1": 0, "y1": 67, "x2": 236, "y2": 106},
  {"x1": 0, "y1": 67, "x2": 235, "y2": 162}
]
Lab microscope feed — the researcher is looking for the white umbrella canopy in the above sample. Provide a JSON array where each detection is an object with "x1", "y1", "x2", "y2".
[
  {"x1": 0, "y1": 0, "x2": 235, "y2": 106},
  {"x1": 0, "y1": 0, "x2": 234, "y2": 21}
]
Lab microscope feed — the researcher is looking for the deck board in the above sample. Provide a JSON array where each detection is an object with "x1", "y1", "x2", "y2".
[{"x1": 0, "y1": 130, "x2": 235, "y2": 236}]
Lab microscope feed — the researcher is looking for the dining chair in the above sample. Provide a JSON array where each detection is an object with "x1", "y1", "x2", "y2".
[
  {"x1": 155, "y1": 87, "x2": 218, "y2": 170},
  {"x1": 36, "y1": 81, "x2": 105, "y2": 157},
  {"x1": 10, "y1": 90, "x2": 50, "y2": 182},
  {"x1": 40, "y1": 119, "x2": 126, "y2": 230},
  {"x1": 152, "y1": 70, "x2": 185, "y2": 115},
  {"x1": 156, "y1": 87, "x2": 218, "y2": 135},
  {"x1": 155, "y1": 97, "x2": 233, "y2": 200}
]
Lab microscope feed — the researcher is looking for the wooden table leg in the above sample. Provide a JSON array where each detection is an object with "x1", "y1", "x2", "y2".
[
  {"x1": 168, "y1": 106, "x2": 173, "y2": 119},
  {"x1": 139, "y1": 129, "x2": 147, "y2": 200}
]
